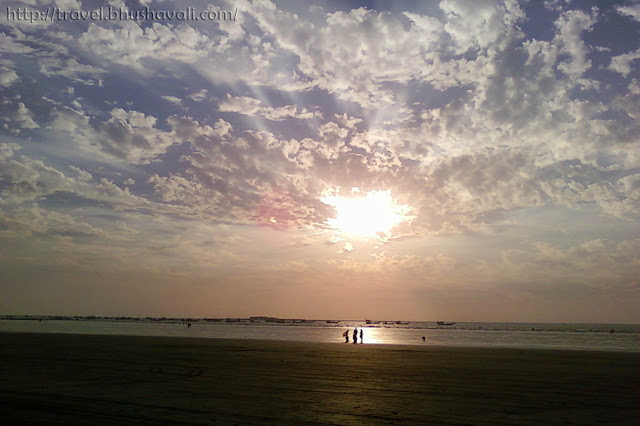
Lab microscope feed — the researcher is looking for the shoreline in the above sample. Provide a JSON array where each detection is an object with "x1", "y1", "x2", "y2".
[
  {"x1": 1, "y1": 321, "x2": 638, "y2": 353},
  {"x1": 1, "y1": 331, "x2": 638, "y2": 424},
  {"x1": 0, "y1": 329, "x2": 636, "y2": 352}
]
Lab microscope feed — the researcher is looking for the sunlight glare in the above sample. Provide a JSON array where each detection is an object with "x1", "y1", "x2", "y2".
[{"x1": 323, "y1": 189, "x2": 411, "y2": 238}]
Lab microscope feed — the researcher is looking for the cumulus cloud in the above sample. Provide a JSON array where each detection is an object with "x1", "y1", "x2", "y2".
[
  {"x1": 162, "y1": 96, "x2": 183, "y2": 105},
  {"x1": 0, "y1": 143, "x2": 150, "y2": 209},
  {"x1": 219, "y1": 95, "x2": 319, "y2": 121},
  {"x1": 13, "y1": 103, "x2": 40, "y2": 129},
  {"x1": 616, "y1": 4, "x2": 640, "y2": 22},
  {"x1": 49, "y1": 106, "x2": 176, "y2": 164},
  {"x1": 553, "y1": 8, "x2": 598, "y2": 79},
  {"x1": 609, "y1": 48, "x2": 640, "y2": 77},
  {"x1": 0, "y1": 60, "x2": 19, "y2": 87},
  {"x1": 78, "y1": 21, "x2": 214, "y2": 73},
  {"x1": 188, "y1": 89, "x2": 208, "y2": 102}
]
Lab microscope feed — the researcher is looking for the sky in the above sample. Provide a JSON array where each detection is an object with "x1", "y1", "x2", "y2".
[{"x1": 1, "y1": 0, "x2": 639, "y2": 323}]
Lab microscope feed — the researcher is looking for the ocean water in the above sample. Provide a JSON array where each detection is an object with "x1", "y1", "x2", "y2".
[{"x1": 1, "y1": 319, "x2": 638, "y2": 352}]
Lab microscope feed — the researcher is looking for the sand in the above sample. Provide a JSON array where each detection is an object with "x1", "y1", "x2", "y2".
[{"x1": 0, "y1": 332, "x2": 637, "y2": 425}]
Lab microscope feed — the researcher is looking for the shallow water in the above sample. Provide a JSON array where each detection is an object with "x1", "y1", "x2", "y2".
[{"x1": 1, "y1": 319, "x2": 638, "y2": 352}]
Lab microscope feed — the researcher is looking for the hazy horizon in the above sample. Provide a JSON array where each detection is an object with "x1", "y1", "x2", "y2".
[
  {"x1": 2, "y1": 313, "x2": 640, "y2": 325},
  {"x1": 1, "y1": 0, "x2": 639, "y2": 324}
]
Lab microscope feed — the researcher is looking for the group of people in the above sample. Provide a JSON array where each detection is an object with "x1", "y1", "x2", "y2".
[
  {"x1": 342, "y1": 329, "x2": 429, "y2": 343},
  {"x1": 343, "y1": 327, "x2": 363, "y2": 343}
]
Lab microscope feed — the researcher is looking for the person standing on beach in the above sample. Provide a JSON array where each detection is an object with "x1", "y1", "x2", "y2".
[
  {"x1": 343, "y1": 330, "x2": 349, "y2": 343},
  {"x1": 353, "y1": 328, "x2": 358, "y2": 343},
  {"x1": 360, "y1": 329, "x2": 363, "y2": 343}
]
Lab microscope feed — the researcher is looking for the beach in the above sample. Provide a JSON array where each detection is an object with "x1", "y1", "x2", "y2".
[{"x1": 1, "y1": 332, "x2": 637, "y2": 425}]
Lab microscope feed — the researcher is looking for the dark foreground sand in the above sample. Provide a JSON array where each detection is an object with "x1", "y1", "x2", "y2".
[{"x1": 0, "y1": 332, "x2": 637, "y2": 425}]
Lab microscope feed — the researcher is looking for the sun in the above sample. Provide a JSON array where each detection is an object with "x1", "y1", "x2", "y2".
[{"x1": 322, "y1": 188, "x2": 411, "y2": 238}]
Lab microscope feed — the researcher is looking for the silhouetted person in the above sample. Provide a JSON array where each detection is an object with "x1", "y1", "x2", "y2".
[
  {"x1": 353, "y1": 328, "x2": 358, "y2": 343},
  {"x1": 359, "y1": 329, "x2": 363, "y2": 343},
  {"x1": 422, "y1": 336, "x2": 426, "y2": 342},
  {"x1": 343, "y1": 330, "x2": 349, "y2": 343}
]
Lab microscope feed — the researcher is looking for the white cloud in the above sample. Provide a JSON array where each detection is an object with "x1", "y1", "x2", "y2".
[
  {"x1": 14, "y1": 103, "x2": 40, "y2": 129},
  {"x1": 0, "y1": 33, "x2": 35, "y2": 54},
  {"x1": 219, "y1": 94, "x2": 319, "y2": 121},
  {"x1": 218, "y1": 94, "x2": 310, "y2": 121},
  {"x1": 440, "y1": 0, "x2": 525, "y2": 54},
  {"x1": 553, "y1": 8, "x2": 597, "y2": 79},
  {"x1": 38, "y1": 57, "x2": 105, "y2": 83},
  {"x1": 78, "y1": 21, "x2": 213, "y2": 74},
  {"x1": 340, "y1": 241, "x2": 354, "y2": 253},
  {"x1": 68, "y1": 165, "x2": 93, "y2": 182},
  {"x1": 49, "y1": 106, "x2": 176, "y2": 164},
  {"x1": 188, "y1": 89, "x2": 208, "y2": 102},
  {"x1": 616, "y1": 4, "x2": 640, "y2": 22},
  {"x1": 0, "y1": 60, "x2": 19, "y2": 87},
  {"x1": 609, "y1": 48, "x2": 640, "y2": 77},
  {"x1": 161, "y1": 96, "x2": 183, "y2": 105}
]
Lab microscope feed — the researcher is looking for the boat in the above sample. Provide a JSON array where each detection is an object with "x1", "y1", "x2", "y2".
[
  {"x1": 396, "y1": 321, "x2": 410, "y2": 325},
  {"x1": 437, "y1": 321, "x2": 456, "y2": 326},
  {"x1": 326, "y1": 320, "x2": 340, "y2": 324}
]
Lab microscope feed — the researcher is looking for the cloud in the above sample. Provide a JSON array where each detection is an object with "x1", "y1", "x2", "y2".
[
  {"x1": 440, "y1": 0, "x2": 525, "y2": 54},
  {"x1": 188, "y1": 89, "x2": 208, "y2": 102},
  {"x1": 609, "y1": 48, "x2": 640, "y2": 77},
  {"x1": 161, "y1": 96, "x2": 183, "y2": 105},
  {"x1": 38, "y1": 57, "x2": 105, "y2": 83},
  {"x1": 13, "y1": 103, "x2": 40, "y2": 129},
  {"x1": 49, "y1": 106, "x2": 176, "y2": 164},
  {"x1": 616, "y1": 4, "x2": 640, "y2": 22},
  {"x1": 219, "y1": 94, "x2": 319, "y2": 121},
  {"x1": 553, "y1": 8, "x2": 597, "y2": 79},
  {"x1": 339, "y1": 241, "x2": 354, "y2": 253},
  {"x1": 0, "y1": 60, "x2": 19, "y2": 87},
  {"x1": 0, "y1": 143, "x2": 151, "y2": 210},
  {"x1": 78, "y1": 21, "x2": 214, "y2": 74},
  {"x1": 1, "y1": 1, "x2": 639, "y2": 321}
]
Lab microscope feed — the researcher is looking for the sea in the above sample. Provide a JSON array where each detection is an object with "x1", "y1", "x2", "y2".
[{"x1": 0, "y1": 318, "x2": 638, "y2": 353}]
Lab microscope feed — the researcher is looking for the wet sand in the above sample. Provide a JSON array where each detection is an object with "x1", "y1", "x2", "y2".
[{"x1": 0, "y1": 332, "x2": 637, "y2": 425}]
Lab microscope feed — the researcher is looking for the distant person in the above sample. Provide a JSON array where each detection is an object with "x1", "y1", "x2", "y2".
[
  {"x1": 353, "y1": 328, "x2": 358, "y2": 344},
  {"x1": 359, "y1": 329, "x2": 363, "y2": 343},
  {"x1": 187, "y1": 322, "x2": 191, "y2": 328},
  {"x1": 422, "y1": 336, "x2": 426, "y2": 342},
  {"x1": 343, "y1": 330, "x2": 349, "y2": 343}
]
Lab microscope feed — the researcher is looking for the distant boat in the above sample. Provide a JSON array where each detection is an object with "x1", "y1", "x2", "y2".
[
  {"x1": 396, "y1": 321, "x2": 410, "y2": 325},
  {"x1": 437, "y1": 321, "x2": 456, "y2": 326},
  {"x1": 326, "y1": 320, "x2": 340, "y2": 324},
  {"x1": 365, "y1": 319, "x2": 372, "y2": 324}
]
